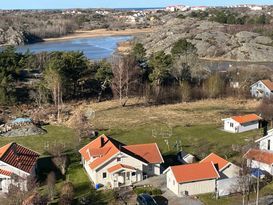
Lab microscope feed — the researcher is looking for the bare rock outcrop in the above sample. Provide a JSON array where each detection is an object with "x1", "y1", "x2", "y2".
[
  {"x1": 0, "y1": 27, "x2": 27, "y2": 46},
  {"x1": 139, "y1": 18, "x2": 273, "y2": 62}
]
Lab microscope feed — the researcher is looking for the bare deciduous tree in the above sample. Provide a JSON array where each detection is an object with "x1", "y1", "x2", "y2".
[
  {"x1": 59, "y1": 182, "x2": 75, "y2": 205},
  {"x1": 111, "y1": 54, "x2": 141, "y2": 107},
  {"x1": 44, "y1": 68, "x2": 63, "y2": 122},
  {"x1": 47, "y1": 144, "x2": 68, "y2": 176},
  {"x1": 46, "y1": 172, "x2": 56, "y2": 201},
  {"x1": 257, "y1": 97, "x2": 273, "y2": 127}
]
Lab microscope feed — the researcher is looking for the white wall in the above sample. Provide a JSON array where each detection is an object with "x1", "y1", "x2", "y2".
[
  {"x1": 238, "y1": 122, "x2": 259, "y2": 133},
  {"x1": 251, "y1": 81, "x2": 272, "y2": 98},
  {"x1": 223, "y1": 119, "x2": 240, "y2": 133},
  {"x1": 223, "y1": 119, "x2": 259, "y2": 133},
  {"x1": 259, "y1": 135, "x2": 273, "y2": 151},
  {"x1": 83, "y1": 158, "x2": 97, "y2": 185},
  {"x1": 178, "y1": 179, "x2": 216, "y2": 196},
  {"x1": 95, "y1": 152, "x2": 145, "y2": 186},
  {"x1": 0, "y1": 161, "x2": 29, "y2": 179},
  {"x1": 222, "y1": 164, "x2": 240, "y2": 178},
  {"x1": 166, "y1": 170, "x2": 179, "y2": 196},
  {"x1": 248, "y1": 159, "x2": 273, "y2": 175}
]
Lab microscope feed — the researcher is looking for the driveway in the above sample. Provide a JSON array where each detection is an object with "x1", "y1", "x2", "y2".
[
  {"x1": 134, "y1": 175, "x2": 203, "y2": 205},
  {"x1": 161, "y1": 190, "x2": 204, "y2": 205},
  {"x1": 135, "y1": 175, "x2": 167, "y2": 191}
]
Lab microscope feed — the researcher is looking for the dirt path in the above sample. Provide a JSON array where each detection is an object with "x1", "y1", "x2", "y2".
[{"x1": 44, "y1": 28, "x2": 153, "y2": 42}]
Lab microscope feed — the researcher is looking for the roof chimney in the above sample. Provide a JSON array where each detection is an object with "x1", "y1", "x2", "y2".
[
  {"x1": 13, "y1": 143, "x2": 18, "y2": 157},
  {"x1": 263, "y1": 120, "x2": 268, "y2": 137},
  {"x1": 100, "y1": 137, "x2": 105, "y2": 147},
  {"x1": 86, "y1": 149, "x2": 91, "y2": 160}
]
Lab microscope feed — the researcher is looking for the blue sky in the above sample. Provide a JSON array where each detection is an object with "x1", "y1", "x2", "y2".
[{"x1": 0, "y1": 0, "x2": 272, "y2": 9}]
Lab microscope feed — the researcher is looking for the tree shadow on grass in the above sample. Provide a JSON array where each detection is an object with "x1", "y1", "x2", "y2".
[
  {"x1": 36, "y1": 156, "x2": 63, "y2": 182},
  {"x1": 76, "y1": 189, "x2": 109, "y2": 205}
]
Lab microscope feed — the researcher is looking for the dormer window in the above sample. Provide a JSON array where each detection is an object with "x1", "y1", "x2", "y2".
[{"x1": 117, "y1": 157, "x2": 121, "y2": 162}]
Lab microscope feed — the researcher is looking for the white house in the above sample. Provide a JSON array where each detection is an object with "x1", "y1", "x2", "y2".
[
  {"x1": 222, "y1": 114, "x2": 262, "y2": 133},
  {"x1": 0, "y1": 142, "x2": 40, "y2": 193},
  {"x1": 256, "y1": 129, "x2": 273, "y2": 151},
  {"x1": 250, "y1": 79, "x2": 273, "y2": 98},
  {"x1": 243, "y1": 129, "x2": 273, "y2": 175},
  {"x1": 79, "y1": 135, "x2": 164, "y2": 189},
  {"x1": 244, "y1": 148, "x2": 273, "y2": 175},
  {"x1": 250, "y1": 6, "x2": 263, "y2": 11},
  {"x1": 191, "y1": 6, "x2": 208, "y2": 11},
  {"x1": 165, "y1": 5, "x2": 189, "y2": 12},
  {"x1": 177, "y1": 151, "x2": 196, "y2": 164},
  {"x1": 200, "y1": 153, "x2": 240, "y2": 179},
  {"x1": 164, "y1": 162, "x2": 219, "y2": 196}
]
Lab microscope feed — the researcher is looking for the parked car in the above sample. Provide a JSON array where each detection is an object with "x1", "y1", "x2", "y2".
[{"x1": 137, "y1": 194, "x2": 158, "y2": 205}]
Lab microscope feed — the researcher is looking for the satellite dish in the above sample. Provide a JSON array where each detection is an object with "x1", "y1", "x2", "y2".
[{"x1": 85, "y1": 108, "x2": 96, "y2": 120}]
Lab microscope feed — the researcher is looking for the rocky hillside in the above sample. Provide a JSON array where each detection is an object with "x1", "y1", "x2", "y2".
[
  {"x1": 0, "y1": 27, "x2": 27, "y2": 46},
  {"x1": 139, "y1": 18, "x2": 273, "y2": 62}
]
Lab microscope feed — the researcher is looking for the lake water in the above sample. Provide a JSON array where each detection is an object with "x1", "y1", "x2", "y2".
[{"x1": 16, "y1": 35, "x2": 133, "y2": 60}]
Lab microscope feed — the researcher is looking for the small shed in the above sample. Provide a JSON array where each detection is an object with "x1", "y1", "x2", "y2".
[
  {"x1": 164, "y1": 162, "x2": 220, "y2": 196},
  {"x1": 222, "y1": 114, "x2": 262, "y2": 133},
  {"x1": 177, "y1": 151, "x2": 196, "y2": 164}
]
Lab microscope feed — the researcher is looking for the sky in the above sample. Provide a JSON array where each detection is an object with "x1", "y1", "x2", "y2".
[{"x1": 0, "y1": 0, "x2": 273, "y2": 9}]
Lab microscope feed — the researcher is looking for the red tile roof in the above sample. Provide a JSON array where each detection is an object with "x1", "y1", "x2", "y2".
[
  {"x1": 261, "y1": 80, "x2": 273, "y2": 91},
  {"x1": 200, "y1": 153, "x2": 230, "y2": 171},
  {"x1": 123, "y1": 143, "x2": 164, "y2": 164},
  {"x1": 244, "y1": 149, "x2": 273, "y2": 165},
  {"x1": 170, "y1": 162, "x2": 220, "y2": 183},
  {"x1": 231, "y1": 114, "x2": 262, "y2": 124},
  {"x1": 79, "y1": 135, "x2": 164, "y2": 170},
  {"x1": 0, "y1": 143, "x2": 40, "y2": 174},
  {"x1": 79, "y1": 135, "x2": 120, "y2": 169},
  {"x1": 0, "y1": 143, "x2": 12, "y2": 158},
  {"x1": 89, "y1": 147, "x2": 112, "y2": 157},
  {"x1": 0, "y1": 169, "x2": 13, "y2": 177},
  {"x1": 107, "y1": 164, "x2": 135, "y2": 173}
]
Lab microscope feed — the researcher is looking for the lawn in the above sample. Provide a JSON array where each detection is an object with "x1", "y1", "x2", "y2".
[
  {"x1": 0, "y1": 98, "x2": 264, "y2": 204},
  {"x1": 199, "y1": 181, "x2": 273, "y2": 205},
  {"x1": 110, "y1": 124, "x2": 261, "y2": 162},
  {"x1": 0, "y1": 125, "x2": 77, "y2": 154}
]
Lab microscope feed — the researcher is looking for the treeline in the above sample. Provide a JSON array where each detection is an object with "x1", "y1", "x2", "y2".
[
  {"x1": 187, "y1": 9, "x2": 272, "y2": 26},
  {"x1": 0, "y1": 10, "x2": 158, "y2": 44},
  {"x1": 0, "y1": 40, "x2": 270, "y2": 108},
  {"x1": 210, "y1": 10, "x2": 270, "y2": 25}
]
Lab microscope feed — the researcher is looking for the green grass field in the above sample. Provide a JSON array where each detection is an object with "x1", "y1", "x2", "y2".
[
  {"x1": 0, "y1": 98, "x2": 266, "y2": 204},
  {"x1": 0, "y1": 125, "x2": 77, "y2": 154}
]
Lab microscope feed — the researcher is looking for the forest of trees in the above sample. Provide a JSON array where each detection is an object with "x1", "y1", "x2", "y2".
[{"x1": 0, "y1": 38, "x2": 270, "y2": 110}]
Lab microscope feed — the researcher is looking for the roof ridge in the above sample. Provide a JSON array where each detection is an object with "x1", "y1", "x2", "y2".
[
  {"x1": 13, "y1": 143, "x2": 40, "y2": 156},
  {"x1": 199, "y1": 153, "x2": 214, "y2": 163},
  {"x1": 124, "y1": 142, "x2": 157, "y2": 147}
]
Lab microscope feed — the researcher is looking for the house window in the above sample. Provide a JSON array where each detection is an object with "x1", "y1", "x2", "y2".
[
  {"x1": 230, "y1": 123, "x2": 234, "y2": 128},
  {"x1": 102, "y1": 172, "x2": 107, "y2": 178},
  {"x1": 117, "y1": 157, "x2": 121, "y2": 162},
  {"x1": 132, "y1": 172, "x2": 136, "y2": 176},
  {"x1": 268, "y1": 140, "x2": 271, "y2": 150}
]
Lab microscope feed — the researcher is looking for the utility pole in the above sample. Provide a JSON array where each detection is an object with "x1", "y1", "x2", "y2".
[{"x1": 256, "y1": 162, "x2": 260, "y2": 205}]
